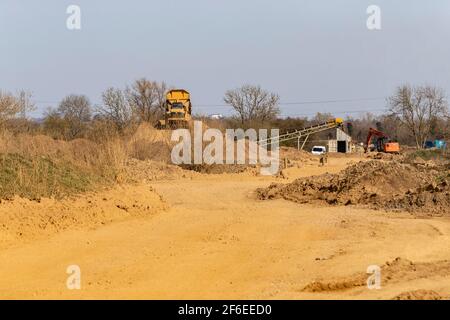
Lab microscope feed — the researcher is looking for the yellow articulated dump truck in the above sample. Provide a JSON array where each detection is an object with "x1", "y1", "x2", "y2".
[{"x1": 157, "y1": 89, "x2": 192, "y2": 129}]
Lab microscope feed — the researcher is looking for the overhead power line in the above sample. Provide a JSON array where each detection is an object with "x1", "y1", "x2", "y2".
[
  {"x1": 280, "y1": 108, "x2": 388, "y2": 117},
  {"x1": 32, "y1": 94, "x2": 389, "y2": 119},
  {"x1": 196, "y1": 97, "x2": 386, "y2": 108},
  {"x1": 33, "y1": 96, "x2": 387, "y2": 110}
]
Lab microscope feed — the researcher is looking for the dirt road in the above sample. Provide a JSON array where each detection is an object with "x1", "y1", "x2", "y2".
[{"x1": 1, "y1": 157, "x2": 450, "y2": 299}]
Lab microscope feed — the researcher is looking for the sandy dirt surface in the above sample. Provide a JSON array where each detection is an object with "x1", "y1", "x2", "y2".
[{"x1": 1, "y1": 155, "x2": 450, "y2": 300}]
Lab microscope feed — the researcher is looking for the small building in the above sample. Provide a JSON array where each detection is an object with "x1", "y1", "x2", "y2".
[{"x1": 328, "y1": 128, "x2": 352, "y2": 153}]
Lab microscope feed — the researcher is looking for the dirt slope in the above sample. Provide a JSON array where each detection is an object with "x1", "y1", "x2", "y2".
[
  {"x1": 1, "y1": 156, "x2": 450, "y2": 299},
  {"x1": 0, "y1": 185, "x2": 167, "y2": 250}
]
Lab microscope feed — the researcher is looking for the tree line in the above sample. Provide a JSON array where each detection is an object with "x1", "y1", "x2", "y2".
[
  {"x1": 224, "y1": 84, "x2": 449, "y2": 149},
  {"x1": 0, "y1": 80, "x2": 448, "y2": 149}
]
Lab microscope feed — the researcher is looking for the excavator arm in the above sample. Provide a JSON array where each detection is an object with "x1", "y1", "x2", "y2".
[{"x1": 365, "y1": 128, "x2": 388, "y2": 152}]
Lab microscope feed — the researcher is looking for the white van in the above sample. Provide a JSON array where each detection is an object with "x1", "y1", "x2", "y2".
[{"x1": 311, "y1": 146, "x2": 327, "y2": 155}]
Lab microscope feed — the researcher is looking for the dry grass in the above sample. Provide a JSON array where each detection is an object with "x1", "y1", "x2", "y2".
[
  {"x1": 0, "y1": 131, "x2": 126, "y2": 199},
  {"x1": 126, "y1": 123, "x2": 172, "y2": 162},
  {"x1": 0, "y1": 130, "x2": 128, "y2": 174},
  {"x1": 0, "y1": 153, "x2": 96, "y2": 200},
  {"x1": 0, "y1": 124, "x2": 175, "y2": 200}
]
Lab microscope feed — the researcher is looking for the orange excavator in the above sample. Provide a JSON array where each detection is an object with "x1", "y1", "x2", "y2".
[{"x1": 365, "y1": 128, "x2": 400, "y2": 153}]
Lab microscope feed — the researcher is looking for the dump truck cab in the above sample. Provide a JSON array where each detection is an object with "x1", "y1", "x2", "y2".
[{"x1": 158, "y1": 89, "x2": 192, "y2": 129}]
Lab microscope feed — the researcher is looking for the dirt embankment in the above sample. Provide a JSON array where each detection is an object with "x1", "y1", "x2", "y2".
[
  {"x1": 0, "y1": 185, "x2": 167, "y2": 249},
  {"x1": 179, "y1": 164, "x2": 258, "y2": 175},
  {"x1": 123, "y1": 159, "x2": 200, "y2": 182},
  {"x1": 257, "y1": 160, "x2": 450, "y2": 215}
]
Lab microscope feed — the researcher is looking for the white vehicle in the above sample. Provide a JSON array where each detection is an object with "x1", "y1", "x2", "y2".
[
  {"x1": 209, "y1": 114, "x2": 224, "y2": 120},
  {"x1": 311, "y1": 146, "x2": 327, "y2": 155}
]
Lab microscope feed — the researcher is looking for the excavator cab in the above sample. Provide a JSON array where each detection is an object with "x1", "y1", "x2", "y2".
[{"x1": 374, "y1": 136, "x2": 388, "y2": 152}]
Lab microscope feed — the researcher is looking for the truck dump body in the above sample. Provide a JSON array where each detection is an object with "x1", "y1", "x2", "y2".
[{"x1": 158, "y1": 89, "x2": 192, "y2": 129}]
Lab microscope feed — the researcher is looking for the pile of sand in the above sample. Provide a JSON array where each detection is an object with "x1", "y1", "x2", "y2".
[
  {"x1": 257, "y1": 160, "x2": 449, "y2": 215},
  {"x1": 279, "y1": 147, "x2": 317, "y2": 163},
  {"x1": 0, "y1": 185, "x2": 167, "y2": 249},
  {"x1": 383, "y1": 178, "x2": 450, "y2": 215},
  {"x1": 365, "y1": 152, "x2": 397, "y2": 160},
  {"x1": 123, "y1": 159, "x2": 258, "y2": 181},
  {"x1": 127, "y1": 124, "x2": 173, "y2": 162},
  {"x1": 302, "y1": 257, "x2": 417, "y2": 293},
  {"x1": 123, "y1": 159, "x2": 199, "y2": 182}
]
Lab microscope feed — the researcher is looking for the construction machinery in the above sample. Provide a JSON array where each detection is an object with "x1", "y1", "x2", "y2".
[
  {"x1": 157, "y1": 89, "x2": 192, "y2": 129},
  {"x1": 365, "y1": 128, "x2": 400, "y2": 153},
  {"x1": 258, "y1": 118, "x2": 344, "y2": 148}
]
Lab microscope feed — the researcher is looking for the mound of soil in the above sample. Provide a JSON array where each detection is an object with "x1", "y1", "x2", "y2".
[
  {"x1": 0, "y1": 185, "x2": 167, "y2": 249},
  {"x1": 128, "y1": 124, "x2": 173, "y2": 162},
  {"x1": 302, "y1": 257, "x2": 450, "y2": 294},
  {"x1": 383, "y1": 179, "x2": 450, "y2": 215},
  {"x1": 393, "y1": 290, "x2": 444, "y2": 300},
  {"x1": 302, "y1": 257, "x2": 414, "y2": 293},
  {"x1": 180, "y1": 164, "x2": 256, "y2": 175},
  {"x1": 279, "y1": 147, "x2": 317, "y2": 163},
  {"x1": 124, "y1": 159, "x2": 198, "y2": 182},
  {"x1": 366, "y1": 152, "x2": 397, "y2": 160},
  {"x1": 257, "y1": 160, "x2": 448, "y2": 215}
]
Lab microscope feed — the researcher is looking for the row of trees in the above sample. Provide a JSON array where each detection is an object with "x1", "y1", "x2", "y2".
[
  {"x1": 0, "y1": 90, "x2": 35, "y2": 121},
  {"x1": 0, "y1": 82, "x2": 448, "y2": 148},
  {"x1": 224, "y1": 84, "x2": 449, "y2": 149},
  {"x1": 224, "y1": 85, "x2": 280, "y2": 126},
  {"x1": 41, "y1": 79, "x2": 168, "y2": 139},
  {"x1": 389, "y1": 85, "x2": 448, "y2": 148}
]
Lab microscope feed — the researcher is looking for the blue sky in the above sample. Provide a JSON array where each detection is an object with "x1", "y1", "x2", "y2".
[{"x1": 1, "y1": 0, "x2": 449, "y2": 118}]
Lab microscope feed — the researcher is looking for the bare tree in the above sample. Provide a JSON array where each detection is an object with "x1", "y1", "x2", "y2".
[
  {"x1": 389, "y1": 85, "x2": 449, "y2": 149},
  {"x1": 98, "y1": 87, "x2": 133, "y2": 131},
  {"x1": 57, "y1": 94, "x2": 92, "y2": 139},
  {"x1": 0, "y1": 90, "x2": 35, "y2": 122},
  {"x1": 311, "y1": 112, "x2": 334, "y2": 125},
  {"x1": 224, "y1": 85, "x2": 280, "y2": 126},
  {"x1": 42, "y1": 107, "x2": 67, "y2": 139},
  {"x1": 126, "y1": 78, "x2": 167, "y2": 123}
]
